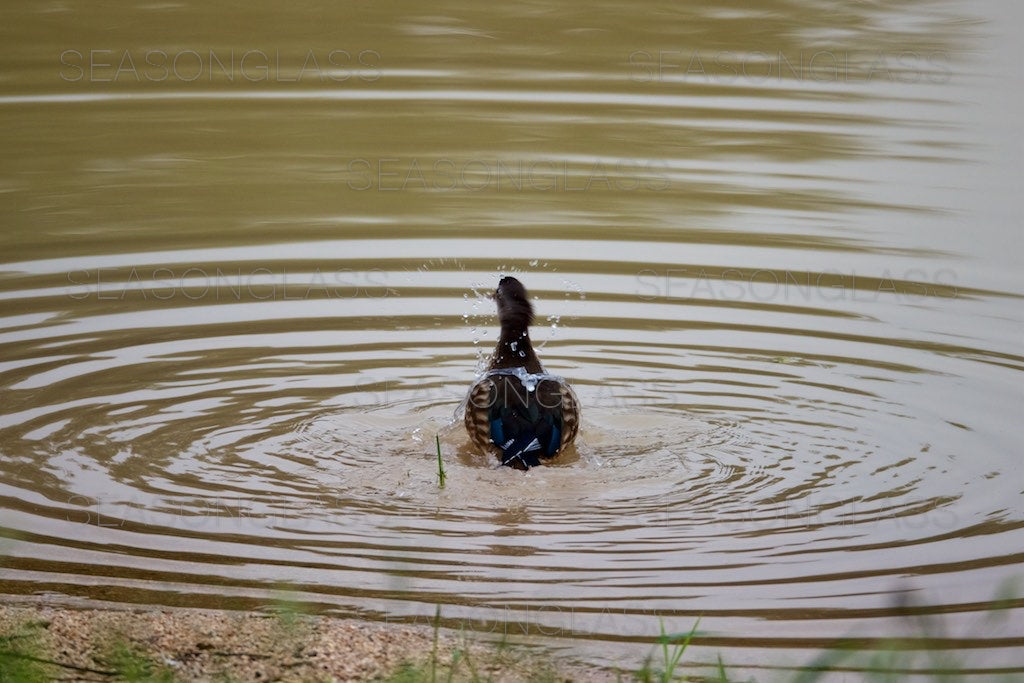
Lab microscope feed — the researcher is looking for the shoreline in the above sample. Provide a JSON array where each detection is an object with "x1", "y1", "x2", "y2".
[{"x1": 0, "y1": 600, "x2": 615, "y2": 682}]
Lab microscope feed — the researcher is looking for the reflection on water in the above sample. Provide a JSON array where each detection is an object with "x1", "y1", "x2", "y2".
[{"x1": 1, "y1": 0, "x2": 1022, "y2": 677}]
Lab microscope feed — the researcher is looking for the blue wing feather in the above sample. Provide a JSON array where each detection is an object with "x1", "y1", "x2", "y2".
[{"x1": 484, "y1": 376, "x2": 566, "y2": 469}]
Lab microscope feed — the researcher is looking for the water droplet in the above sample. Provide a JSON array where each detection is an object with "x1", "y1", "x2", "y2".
[
  {"x1": 518, "y1": 351, "x2": 525, "y2": 357},
  {"x1": 529, "y1": 259, "x2": 538, "y2": 267},
  {"x1": 522, "y1": 369, "x2": 537, "y2": 392},
  {"x1": 510, "y1": 341, "x2": 518, "y2": 351}
]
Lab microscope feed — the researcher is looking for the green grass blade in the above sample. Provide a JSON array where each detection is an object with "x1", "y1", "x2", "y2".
[
  {"x1": 436, "y1": 435, "x2": 446, "y2": 488},
  {"x1": 432, "y1": 604, "x2": 441, "y2": 683}
]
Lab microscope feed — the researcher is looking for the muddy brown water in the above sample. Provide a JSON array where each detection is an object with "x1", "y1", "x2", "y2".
[{"x1": 1, "y1": 0, "x2": 1022, "y2": 677}]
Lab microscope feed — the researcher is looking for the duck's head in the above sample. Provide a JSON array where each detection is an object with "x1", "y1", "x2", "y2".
[{"x1": 494, "y1": 276, "x2": 534, "y2": 331}]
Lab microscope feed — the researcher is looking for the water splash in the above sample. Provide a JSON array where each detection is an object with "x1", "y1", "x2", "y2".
[{"x1": 462, "y1": 265, "x2": 586, "y2": 369}]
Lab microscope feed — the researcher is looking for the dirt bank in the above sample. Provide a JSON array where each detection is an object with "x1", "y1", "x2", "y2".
[{"x1": 0, "y1": 602, "x2": 613, "y2": 682}]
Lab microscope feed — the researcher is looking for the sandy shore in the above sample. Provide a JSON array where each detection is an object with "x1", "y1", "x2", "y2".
[{"x1": 0, "y1": 602, "x2": 615, "y2": 682}]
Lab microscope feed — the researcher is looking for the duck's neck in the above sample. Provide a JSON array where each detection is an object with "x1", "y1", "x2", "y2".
[{"x1": 489, "y1": 325, "x2": 543, "y2": 373}]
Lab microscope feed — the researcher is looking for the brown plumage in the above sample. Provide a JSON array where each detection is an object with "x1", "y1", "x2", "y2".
[{"x1": 463, "y1": 277, "x2": 580, "y2": 469}]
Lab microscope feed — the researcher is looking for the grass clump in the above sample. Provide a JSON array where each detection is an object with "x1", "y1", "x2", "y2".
[
  {"x1": 635, "y1": 618, "x2": 703, "y2": 683},
  {"x1": 2, "y1": 617, "x2": 176, "y2": 682},
  {"x1": 382, "y1": 606, "x2": 560, "y2": 683},
  {"x1": 270, "y1": 585, "x2": 309, "y2": 637},
  {"x1": 0, "y1": 622, "x2": 52, "y2": 683},
  {"x1": 100, "y1": 637, "x2": 176, "y2": 682}
]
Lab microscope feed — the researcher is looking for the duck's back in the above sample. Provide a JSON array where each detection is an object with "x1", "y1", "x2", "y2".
[{"x1": 464, "y1": 371, "x2": 579, "y2": 469}]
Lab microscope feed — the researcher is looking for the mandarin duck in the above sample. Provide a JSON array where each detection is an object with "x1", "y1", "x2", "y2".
[{"x1": 464, "y1": 276, "x2": 580, "y2": 469}]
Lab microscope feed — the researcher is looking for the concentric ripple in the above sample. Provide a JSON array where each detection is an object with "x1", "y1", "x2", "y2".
[{"x1": 2, "y1": 256, "x2": 1022, "y2": 675}]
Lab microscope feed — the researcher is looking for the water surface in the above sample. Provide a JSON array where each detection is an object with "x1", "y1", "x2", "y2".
[{"x1": 1, "y1": 0, "x2": 1022, "y2": 677}]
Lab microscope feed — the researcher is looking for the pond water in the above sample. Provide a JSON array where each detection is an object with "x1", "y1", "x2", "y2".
[{"x1": 1, "y1": 0, "x2": 1022, "y2": 677}]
